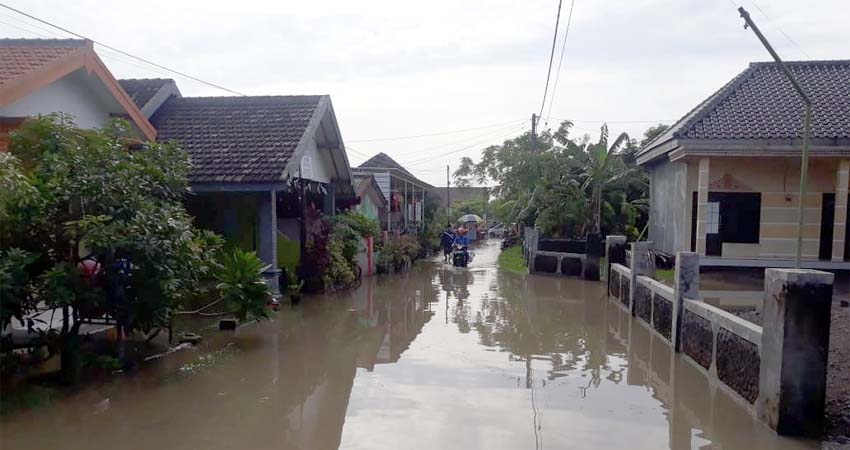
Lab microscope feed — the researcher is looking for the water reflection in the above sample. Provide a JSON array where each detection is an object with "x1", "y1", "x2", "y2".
[{"x1": 1, "y1": 241, "x2": 819, "y2": 450}]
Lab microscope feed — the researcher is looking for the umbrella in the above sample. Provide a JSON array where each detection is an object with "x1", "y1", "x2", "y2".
[{"x1": 456, "y1": 214, "x2": 483, "y2": 224}]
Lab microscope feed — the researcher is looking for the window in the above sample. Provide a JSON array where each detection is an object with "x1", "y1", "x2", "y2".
[
  {"x1": 706, "y1": 202, "x2": 720, "y2": 234},
  {"x1": 708, "y1": 192, "x2": 761, "y2": 244}
]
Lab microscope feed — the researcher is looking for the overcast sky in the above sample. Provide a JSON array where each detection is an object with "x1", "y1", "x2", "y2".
[{"x1": 4, "y1": 0, "x2": 849, "y2": 186}]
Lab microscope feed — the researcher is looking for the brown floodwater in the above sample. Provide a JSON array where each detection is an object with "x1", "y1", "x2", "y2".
[{"x1": 1, "y1": 240, "x2": 823, "y2": 450}]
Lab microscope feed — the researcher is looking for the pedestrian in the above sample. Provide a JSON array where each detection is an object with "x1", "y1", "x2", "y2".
[{"x1": 441, "y1": 227, "x2": 455, "y2": 262}]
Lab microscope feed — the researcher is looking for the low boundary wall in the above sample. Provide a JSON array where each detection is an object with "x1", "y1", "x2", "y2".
[
  {"x1": 523, "y1": 228, "x2": 601, "y2": 280},
  {"x1": 604, "y1": 237, "x2": 834, "y2": 437}
]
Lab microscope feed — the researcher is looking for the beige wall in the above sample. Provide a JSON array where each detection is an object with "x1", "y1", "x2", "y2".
[{"x1": 682, "y1": 156, "x2": 847, "y2": 260}]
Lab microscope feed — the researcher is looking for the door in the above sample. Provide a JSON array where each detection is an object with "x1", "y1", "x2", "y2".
[{"x1": 819, "y1": 193, "x2": 835, "y2": 260}]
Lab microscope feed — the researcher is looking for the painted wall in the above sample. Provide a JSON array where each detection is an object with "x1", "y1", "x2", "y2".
[
  {"x1": 0, "y1": 69, "x2": 120, "y2": 130},
  {"x1": 649, "y1": 155, "x2": 845, "y2": 259},
  {"x1": 648, "y1": 159, "x2": 689, "y2": 254},
  {"x1": 357, "y1": 195, "x2": 381, "y2": 221},
  {"x1": 299, "y1": 137, "x2": 335, "y2": 184}
]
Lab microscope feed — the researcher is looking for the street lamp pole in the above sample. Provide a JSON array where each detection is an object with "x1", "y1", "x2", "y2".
[{"x1": 738, "y1": 7, "x2": 812, "y2": 269}]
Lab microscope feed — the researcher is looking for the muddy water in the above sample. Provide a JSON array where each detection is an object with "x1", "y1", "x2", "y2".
[{"x1": 1, "y1": 240, "x2": 821, "y2": 450}]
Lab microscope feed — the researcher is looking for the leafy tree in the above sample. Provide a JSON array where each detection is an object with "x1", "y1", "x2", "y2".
[
  {"x1": 1, "y1": 114, "x2": 222, "y2": 382},
  {"x1": 640, "y1": 123, "x2": 670, "y2": 147},
  {"x1": 572, "y1": 124, "x2": 631, "y2": 235}
]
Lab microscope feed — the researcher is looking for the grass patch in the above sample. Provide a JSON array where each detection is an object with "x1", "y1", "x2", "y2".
[
  {"x1": 498, "y1": 246, "x2": 527, "y2": 274},
  {"x1": 655, "y1": 268, "x2": 674, "y2": 285}
]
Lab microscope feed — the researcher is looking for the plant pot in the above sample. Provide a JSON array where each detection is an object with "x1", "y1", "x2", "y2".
[
  {"x1": 290, "y1": 294, "x2": 302, "y2": 305},
  {"x1": 219, "y1": 318, "x2": 238, "y2": 331}
]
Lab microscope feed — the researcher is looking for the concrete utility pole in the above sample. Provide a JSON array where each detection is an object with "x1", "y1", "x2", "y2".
[
  {"x1": 738, "y1": 7, "x2": 812, "y2": 269},
  {"x1": 446, "y1": 165, "x2": 451, "y2": 227},
  {"x1": 531, "y1": 113, "x2": 538, "y2": 150}
]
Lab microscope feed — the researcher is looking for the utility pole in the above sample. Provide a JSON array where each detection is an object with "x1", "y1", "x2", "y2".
[
  {"x1": 531, "y1": 113, "x2": 538, "y2": 151},
  {"x1": 738, "y1": 7, "x2": 812, "y2": 269},
  {"x1": 446, "y1": 165, "x2": 451, "y2": 227}
]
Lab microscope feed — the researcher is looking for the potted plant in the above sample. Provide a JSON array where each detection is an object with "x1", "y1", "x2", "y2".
[
  {"x1": 286, "y1": 271, "x2": 305, "y2": 304},
  {"x1": 216, "y1": 248, "x2": 272, "y2": 330}
]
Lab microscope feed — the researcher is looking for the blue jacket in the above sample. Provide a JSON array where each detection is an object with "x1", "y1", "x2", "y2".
[
  {"x1": 453, "y1": 235, "x2": 470, "y2": 247},
  {"x1": 441, "y1": 231, "x2": 455, "y2": 249}
]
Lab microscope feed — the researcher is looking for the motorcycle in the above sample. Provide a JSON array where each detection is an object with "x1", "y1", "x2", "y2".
[{"x1": 451, "y1": 244, "x2": 472, "y2": 268}]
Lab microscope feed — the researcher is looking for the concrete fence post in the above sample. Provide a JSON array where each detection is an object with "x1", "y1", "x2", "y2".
[
  {"x1": 583, "y1": 233, "x2": 602, "y2": 281},
  {"x1": 758, "y1": 268, "x2": 834, "y2": 436},
  {"x1": 605, "y1": 235, "x2": 627, "y2": 291},
  {"x1": 629, "y1": 241, "x2": 653, "y2": 316},
  {"x1": 671, "y1": 252, "x2": 699, "y2": 352}
]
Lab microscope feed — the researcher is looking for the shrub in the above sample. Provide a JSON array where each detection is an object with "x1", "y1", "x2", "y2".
[{"x1": 215, "y1": 248, "x2": 271, "y2": 322}]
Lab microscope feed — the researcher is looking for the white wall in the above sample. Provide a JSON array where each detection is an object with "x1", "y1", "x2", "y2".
[
  {"x1": 299, "y1": 137, "x2": 336, "y2": 184},
  {"x1": 0, "y1": 69, "x2": 121, "y2": 130}
]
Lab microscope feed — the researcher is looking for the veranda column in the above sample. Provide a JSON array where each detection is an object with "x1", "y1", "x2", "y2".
[
  {"x1": 258, "y1": 190, "x2": 280, "y2": 294},
  {"x1": 695, "y1": 158, "x2": 710, "y2": 255},
  {"x1": 833, "y1": 159, "x2": 849, "y2": 261}
]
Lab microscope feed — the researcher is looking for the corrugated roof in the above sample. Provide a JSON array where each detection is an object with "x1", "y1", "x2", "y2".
[{"x1": 151, "y1": 95, "x2": 323, "y2": 183}]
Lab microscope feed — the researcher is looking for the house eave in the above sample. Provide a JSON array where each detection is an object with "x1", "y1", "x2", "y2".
[{"x1": 667, "y1": 138, "x2": 850, "y2": 162}]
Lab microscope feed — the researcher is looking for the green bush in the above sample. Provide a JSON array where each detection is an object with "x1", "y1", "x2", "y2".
[{"x1": 215, "y1": 248, "x2": 271, "y2": 322}]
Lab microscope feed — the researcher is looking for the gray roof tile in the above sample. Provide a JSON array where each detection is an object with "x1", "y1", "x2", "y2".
[
  {"x1": 118, "y1": 78, "x2": 173, "y2": 110},
  {"x1": 151, "y1": 95, "x2": 323, "y2": 183},
  {"x1": 642, "y1": 60, "x2": 850, "y2": 153}
]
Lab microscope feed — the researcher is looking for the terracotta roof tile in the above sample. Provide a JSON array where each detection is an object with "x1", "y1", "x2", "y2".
[
  {"x1": 151, "y1": 95, "x2": 323, "y2": 184},
  {"x1": 0, "y1": 39, "x2": 86, "y2": 84}
]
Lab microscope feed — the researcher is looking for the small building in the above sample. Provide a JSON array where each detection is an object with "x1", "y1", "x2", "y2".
[
  {"x1": 0, "y1": 39, "x2": 156, "y2": 147},
  {"x1": 140, "y1": 92, "x2": 354, "y2": 291},
  {"x1": 353, "y1": 173, "x2": 388, "y2": 223},
  {"x1": 638, "y1": 60, "x2": 849, "y2": 268},
  {"x1": 353, "y1": 152, "x2": 435, "y2": 232}
]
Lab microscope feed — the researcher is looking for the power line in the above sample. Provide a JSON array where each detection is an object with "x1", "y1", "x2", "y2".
[
  {"x1": 404, "y1": 124, "x2": 525, "y2": 167},
  {"x1": 749, "y1": 0, "x2": 812, "y2": 60},
  {"x1": 346, "y1": 119, "x2": 524, "y2": 143},
  {"x1": 0, "y1": 3, "x2": 246, "y2": 96},
  {"x1": 389, "y1": 120, "x2": 527, "y2": 158},
  {"x1": 545, "y1": 0, "x2": 576, "y2": 124},
  {"x1": 538, "y1": 0, "x2": 564, "y2": 118}
]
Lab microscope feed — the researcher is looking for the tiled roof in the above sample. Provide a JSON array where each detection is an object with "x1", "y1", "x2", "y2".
[
  {"x1": 0, "y1": 39, "x2": 86, "y2": 84},
  {"x1": 642, "y1": 60, "x2": 850, "y2": 153},
  {"x1": 151, "y1": 95, "x2": 323, "y2": 183},
  {"x1": 356, "y1": 152, "x2": 434, "y2": 188},
  {"x1": 118, "y1": 78, "x2": 173, "y2": 110}
]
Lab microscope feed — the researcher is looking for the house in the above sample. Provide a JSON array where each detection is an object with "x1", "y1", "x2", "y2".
[
  {"x1": 353, "y1": 173, "x2": 388, "y2": 223},
  {"x1": 637, "y1": 60, "x2": 850, "y2": 268},
  {"x1": 353, "y1": 152, "x2": 435, "y2": 232},
  {"x1": 140, "y1": 93, "x2": 355, "y2": 291},
  {"x1": 0, "y1": 39, "x2": 156, "y2": 147}
]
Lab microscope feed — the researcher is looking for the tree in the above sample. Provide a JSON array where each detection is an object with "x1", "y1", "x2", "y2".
[
  {"x1": 640, "y1": 124, "x2": 670, "y2": 147},
  {"x1": 573, "y1": 124, "x2": 631, "y2": 235},
  {"x1": 0, "y1": 114, "x2": 223, "y2": 382},
  {"x1": 452, "y1": 157, "x2": 475, "y2": 187}
]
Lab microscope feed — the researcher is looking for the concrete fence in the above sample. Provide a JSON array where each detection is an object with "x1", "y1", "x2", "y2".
[
  {"x1": 524, "y1": 228, "x2": 601, "y2": 280},
  {"x1": 605, "y1": 236, "x2": 835, "y2": 437}
]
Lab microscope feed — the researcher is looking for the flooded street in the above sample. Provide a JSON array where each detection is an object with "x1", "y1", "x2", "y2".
[{"x1": 1, "y1": 240, "x2": 820, "y2": 450}]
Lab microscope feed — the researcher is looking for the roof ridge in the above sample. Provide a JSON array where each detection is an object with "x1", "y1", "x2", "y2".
[
  {"x1": 0, "y1": 38, "x2": 87, "y2": 47},
  {"x1": 750, "y1": 59, "x2": 850, "y2": 66}
]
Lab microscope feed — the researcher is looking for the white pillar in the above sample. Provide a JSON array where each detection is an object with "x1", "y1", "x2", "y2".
[
  {"x1": 833, "y1": 159, "x2": 849, "y2": 261},
  {"x1": 695, "y1": 158, "x2": 710, "y2": 255}
]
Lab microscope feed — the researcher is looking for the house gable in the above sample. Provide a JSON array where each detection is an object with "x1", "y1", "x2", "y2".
[{"x1": 0, "y1": 39, "x2": 156, "y2": 140}]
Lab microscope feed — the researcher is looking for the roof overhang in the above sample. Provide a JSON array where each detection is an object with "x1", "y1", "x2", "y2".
[
  {"x1": 640, "y1": 137, "x2": 850, "y2": 166},
  {"x1": 284, "y1": 95, "x2": 354, "y2": 192},
  {"x1": 0, "y1": 41, "x2": 157, "y2": 141},
  {"x1": 352, "y1": 166, "x2": 435, "y2": 191}
]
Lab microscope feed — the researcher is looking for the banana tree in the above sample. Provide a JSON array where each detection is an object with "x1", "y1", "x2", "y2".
[{"x1": 576, "y1": 124, "x2": 631, "y2": 235}]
